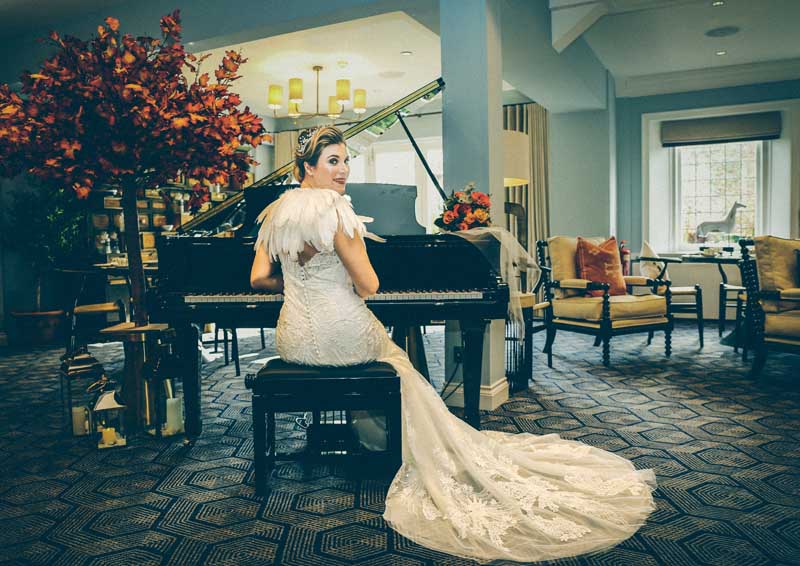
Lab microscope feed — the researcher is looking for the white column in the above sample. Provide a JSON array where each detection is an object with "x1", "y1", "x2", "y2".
[{"x1": 441, "y1": 0, "x2": 508, "y2": 410}]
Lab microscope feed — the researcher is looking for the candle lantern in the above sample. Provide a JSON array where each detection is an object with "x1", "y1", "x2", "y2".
[
  {"x1": 143, "y1": 342, "x2": 184, "y2": 438},
  {"x1": 94, "y1": 390, "x2": 127, "y2": 448},
  {"x1": 59, "y1": 352, "x2": 105, "y2": 436}
]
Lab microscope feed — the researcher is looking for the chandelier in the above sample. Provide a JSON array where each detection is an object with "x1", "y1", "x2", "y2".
[{"x1": 267, "y1": 65, "x2": 367, "y2": 119}]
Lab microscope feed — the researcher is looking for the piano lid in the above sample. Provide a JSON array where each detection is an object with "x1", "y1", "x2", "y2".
[{"x1": 178, "y1": 77, "x2": 444, "y2": 234}]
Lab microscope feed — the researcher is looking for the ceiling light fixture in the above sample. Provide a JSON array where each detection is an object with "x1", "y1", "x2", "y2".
[
  {"x1": 401, "y1": 50, "x2": 413, "y2": 56},
  {"x1": 712, "y1": 1, "x2": 725, "y2": 6},
  {"x1": 266, "y1": 65, "x2": 367, "y2": 119},
  {"x1": 715, "y1": 50, "x2": 727, "y2": 56}
]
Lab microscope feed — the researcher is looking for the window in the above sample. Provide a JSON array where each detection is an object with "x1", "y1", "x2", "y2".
[
  {"x1": 347, "y1": 137, "x2": 444, "y2": 232},
  {"x1": 672, "y1": 140, "x2": 765, "y2": 248}
]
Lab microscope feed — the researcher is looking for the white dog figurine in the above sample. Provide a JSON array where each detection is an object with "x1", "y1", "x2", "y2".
[{"x1": 696, "y1": 202, "x2": 746, "y2": 237}]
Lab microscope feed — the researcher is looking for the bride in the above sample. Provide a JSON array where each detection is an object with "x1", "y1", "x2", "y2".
[{"x1": 250, "y1": 126, "x2": 656, "y2": 563}]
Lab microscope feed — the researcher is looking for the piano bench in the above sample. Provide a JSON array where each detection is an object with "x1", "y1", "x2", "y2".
[{"x1": 245, "y1": 359, "x2": 402, "y2": 496}]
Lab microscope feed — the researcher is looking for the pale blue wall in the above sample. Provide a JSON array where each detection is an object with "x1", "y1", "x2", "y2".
[
  {"x1": 549, "y1": 108, "x2": 612, "y2": 237},
  {"x1": 616, "y1": 79, "x2": 800, "y2": 251}
]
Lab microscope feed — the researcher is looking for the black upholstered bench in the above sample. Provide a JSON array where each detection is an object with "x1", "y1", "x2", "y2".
[{"x1": 245, "y1": 358, "x2": 402, "y2": 495}]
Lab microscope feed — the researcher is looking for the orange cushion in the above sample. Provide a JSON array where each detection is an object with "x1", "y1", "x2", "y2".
[{"x1": 576, "y1": 236, "x2": 627, "y2": 297}]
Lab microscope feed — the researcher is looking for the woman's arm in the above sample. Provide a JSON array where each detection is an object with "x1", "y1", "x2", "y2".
[
  {"x1": 334, "y1": 227, "x2": 379, "y2": 298},
  {"x1": 250, "y1": 244, "x2": 284, "y2": 292}
]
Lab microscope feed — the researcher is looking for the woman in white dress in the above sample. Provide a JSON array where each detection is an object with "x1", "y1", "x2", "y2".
[{"x1": 250, "y1": 126, "x2": 656, "y2": 563}]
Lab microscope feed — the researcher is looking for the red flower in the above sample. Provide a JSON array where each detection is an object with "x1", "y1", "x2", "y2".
[
  {"x1": 443, "y1": 210, "x2": 457, "y2": 224},
  {"x1": 457, "y1": 221, "x2": 469, "y2": 231},
  {"x1": 471, "y1": 191, "x2": 490, "y2": 207}
]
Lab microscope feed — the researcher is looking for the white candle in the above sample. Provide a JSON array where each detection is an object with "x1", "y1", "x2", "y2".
[
  {"x1": 71, "y1": 407, "x2": 88, "y2": 436},
  {"x1": 165, "y1": 398, "x2": 183, "y2": 433},
  {"x1": 101, "y1": 427, "x2": 116, "y2": 445}
]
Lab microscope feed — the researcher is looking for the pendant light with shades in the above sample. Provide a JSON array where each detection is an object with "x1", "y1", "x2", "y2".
[{"x1": 267, "y1": 65, "x2": 367, "y2": 119}]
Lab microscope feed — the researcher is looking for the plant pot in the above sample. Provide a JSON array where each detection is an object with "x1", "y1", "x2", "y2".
[{"x1": 11, "y1": 310, "x2": 66, "y2": 346}]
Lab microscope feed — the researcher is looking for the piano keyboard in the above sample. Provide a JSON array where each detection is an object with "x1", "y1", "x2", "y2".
[
  {"x1": 184, "y1": 293, "x2": 283, "y2": 304},
  {"x1": 183, "y1": 290, "x2": 485, "y2": 304}
]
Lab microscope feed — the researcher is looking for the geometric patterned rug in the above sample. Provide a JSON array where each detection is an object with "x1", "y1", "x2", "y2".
[{"x1": 1, "y1": 322, "x2": 798, "y2": 565}]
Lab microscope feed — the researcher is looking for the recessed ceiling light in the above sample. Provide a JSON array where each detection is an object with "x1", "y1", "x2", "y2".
[
  {"x1": 712, "y1": 1, "x2": 725, "y2": 6},
  {"x1": 715, "y1": 50, "x2": 727, "y2": 56},
  {"x1": 401, "y1": 50, "x2": 413, "y2": 56},
  {"x1": 705, "y1": 25, "x2": 740, "y2": 37}
]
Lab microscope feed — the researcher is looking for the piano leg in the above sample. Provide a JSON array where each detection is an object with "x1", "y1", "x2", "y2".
[
  {"x1": 407, "y1": 326, "x2": 430, "y2": 382},
  {"x1": 391, "y1": 325, "x2": 430, "y2": 382},
  {"x1": 176, "y1": 323, "x2": 202, "y2": 445},
  {"x1": 460, "y1": 319, "x2": 488, "y2": 430}
]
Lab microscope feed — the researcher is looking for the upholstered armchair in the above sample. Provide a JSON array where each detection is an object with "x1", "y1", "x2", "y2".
[
  {"x1": 536, "y1": 236, "x2": 674, "y2": 367},
  {"x1": 738, "y1": 236, "x2": 800, "y2": 376}
]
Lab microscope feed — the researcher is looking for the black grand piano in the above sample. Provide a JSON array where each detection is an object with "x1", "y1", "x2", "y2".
[{"x1": 151, "y1": 78, "x2": 510, "y2": 441}]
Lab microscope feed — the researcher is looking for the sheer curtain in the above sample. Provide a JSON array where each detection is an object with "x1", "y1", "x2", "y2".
[{"x1": 526, "y1": 102, "x2": 551, "y2": 248}]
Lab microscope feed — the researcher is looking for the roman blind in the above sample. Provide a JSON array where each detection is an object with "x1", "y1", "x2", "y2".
[{"x1": 661, "y1": 111, "x2": 781, "y2": 147}]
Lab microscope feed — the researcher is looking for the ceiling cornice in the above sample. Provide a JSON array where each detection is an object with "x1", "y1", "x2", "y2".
[{"x1": 616, "y1": 57, "x2": 800, "y2": 98}]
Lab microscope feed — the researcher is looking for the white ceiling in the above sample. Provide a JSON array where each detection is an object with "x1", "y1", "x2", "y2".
[
  {"x1": 194, "y1": 11, "x2": 442, "y2": 119},
  {"x1": 584, "y1": 0, "x2": 800, "y2": 79},
  {"x1": 3, "y1": 0, "x2": 798, "y2": 110}
]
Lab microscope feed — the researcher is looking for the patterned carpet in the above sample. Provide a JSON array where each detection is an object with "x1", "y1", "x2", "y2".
[{"x1": 0, "y1": 322, "x2": 798, "y2": 566}]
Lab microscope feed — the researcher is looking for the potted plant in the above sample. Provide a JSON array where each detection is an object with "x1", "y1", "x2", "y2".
[
  {"x1": 0, "y1": 11, "x2": 265, "y2": 327},
  {"x1": 1, "y1": 180, "x2": 89, "y2": 344}
]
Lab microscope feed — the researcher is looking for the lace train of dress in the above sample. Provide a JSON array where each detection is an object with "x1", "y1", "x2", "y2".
[{"x1": 258, "y1": 188, "x2": 656, "y2": 563}]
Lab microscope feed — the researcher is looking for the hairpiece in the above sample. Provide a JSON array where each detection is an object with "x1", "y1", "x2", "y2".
[{"x1": 296, "y1": 127, "x2": 319, "y2": 156}]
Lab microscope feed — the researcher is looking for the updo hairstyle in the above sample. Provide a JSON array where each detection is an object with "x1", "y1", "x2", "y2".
[{"x1": 293, "y1": 126, "x2": 346, "y2": 183}]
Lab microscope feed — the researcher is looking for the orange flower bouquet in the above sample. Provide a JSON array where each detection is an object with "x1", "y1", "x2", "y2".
[{"x1": 434, "y1": 182, "x2": 492, "y2": 232}]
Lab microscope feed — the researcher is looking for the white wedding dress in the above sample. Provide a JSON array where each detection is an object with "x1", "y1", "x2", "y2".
[{"x1": 257, "y1": 188, "x2": 656, "y2": 563}]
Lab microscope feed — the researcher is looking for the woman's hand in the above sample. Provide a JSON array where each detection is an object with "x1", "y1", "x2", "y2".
[
  {"x1": 250, "y1": 244, "x2": 284, "y2": 292},
  {"x1": 334, "y1": 227, "x2": 379, "y2": 298}
]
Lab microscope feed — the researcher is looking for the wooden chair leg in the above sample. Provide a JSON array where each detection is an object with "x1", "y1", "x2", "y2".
[
  {"x1": 665, "y1": 325, "x2": 673, "y2": 358},
  {"x1": 223, "y1": 329, "x2": 229, "y2": 365},
  {"x1": 232, "y1": 328, "x2": 240, "y2": 376},
  {"x1": 733, "y1": 293, "x2": 744, "y2": 352},
  {"x1": 718, "y1": 282, "x2": 726, "y2": 337},
  {"x1": 260, "y1": 328, "x2": 266, "y2": 349},
  {"x1": 544, "y1": 327, "x2": 556, "y2": 368},
  {"x1": 593, "y1": 336, "x2": 601, "y2": 347},
  {"x1": 647, "y1": 331, "x2": 654, "y2": 345},
  {"x1": 214, "y1": 325, "x2": 220, "y2": 353},
  {"x1": 696, "y1": 286, "x2": 704, "y2": 348},
  {"x1": 602, "y1": 335, "x2": 610, "y2": 367}
]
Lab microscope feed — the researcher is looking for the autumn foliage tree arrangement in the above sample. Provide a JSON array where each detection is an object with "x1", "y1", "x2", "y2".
[
  {"x1": 434, "y1": 182, "x2": 492, "y2": 232},
  {"x1": 0, "y1": 10, "x2": 265, "y2": 325}
]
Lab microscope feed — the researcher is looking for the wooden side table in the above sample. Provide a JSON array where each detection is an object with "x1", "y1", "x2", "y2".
[{"x1": 100, "y1": 322, "x2": 170, "y2": 433}]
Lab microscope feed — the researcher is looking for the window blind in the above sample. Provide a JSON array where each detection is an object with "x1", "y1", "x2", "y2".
[{"x1": 660, "y1": 111, "x2": 781, "y2": 147}]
